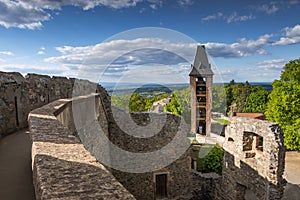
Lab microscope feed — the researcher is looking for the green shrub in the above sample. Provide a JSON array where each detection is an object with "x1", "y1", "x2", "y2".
[{"x1": 202, "y1": 144, "x2": 224, "y2": 175}]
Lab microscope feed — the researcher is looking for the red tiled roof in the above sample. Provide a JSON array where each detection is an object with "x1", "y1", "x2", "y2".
[{"x1": 234, "y1": 113, "x2": 266, "y2": 120}]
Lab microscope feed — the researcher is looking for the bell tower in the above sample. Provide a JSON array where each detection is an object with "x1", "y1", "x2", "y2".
[{"x1": 189, "y1": 45, "x2": 213, "y2": 136}]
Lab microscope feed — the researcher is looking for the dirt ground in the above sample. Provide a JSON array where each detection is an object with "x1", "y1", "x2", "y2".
[
  {"x1": 0, "y1": 130, "x2": 35, "y2": 200},
  {"x1": 283, "y1": 151, "x2": 300, "y2": 200}
]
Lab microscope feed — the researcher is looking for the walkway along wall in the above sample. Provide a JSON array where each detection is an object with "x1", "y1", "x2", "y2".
[
  {"x1": 0, "y1": 71, "x2": 99, "y2": 138},
  {"x1": 29, "y1": 93, "x2": 136, "y2": 199}
]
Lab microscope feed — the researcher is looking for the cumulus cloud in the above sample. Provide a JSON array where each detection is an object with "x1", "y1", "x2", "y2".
[
  {"x1": 0, "y1": 0, "x2": 51, "y2": 29},
  {"x1": 41, "y1": 34, "x2": 278, "y2": 82},
  {"x1": 204, "y1": 34, "x2": 271, "y2": 58},
  {"x1": 257, "y1": 59, "x2": 287, "y2": 70},
  {"x1": 45, "y1": 38, "x2": 197, "y2": 67},
  {"x1": 0, "y1": 0, "x2": 163, "y2": 29},
  {"x1": 273, "y1": 24, "x2": 300, "y2": 45},
  {"x1": 0, "y1": 51, "x2": 13, "y2": 56}
]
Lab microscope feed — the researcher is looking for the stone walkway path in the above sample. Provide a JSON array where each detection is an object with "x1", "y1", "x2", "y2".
[
  {"x1": 283, "y1": 151, "x2": 300, "y2": 200},
  {"x1": 0, "y1": 129, "x2": 35, "y2": 200}
]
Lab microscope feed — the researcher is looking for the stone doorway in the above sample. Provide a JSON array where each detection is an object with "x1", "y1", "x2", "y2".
[{"x1": 155, "y1": 173, "x2": 167, "y2": 199}]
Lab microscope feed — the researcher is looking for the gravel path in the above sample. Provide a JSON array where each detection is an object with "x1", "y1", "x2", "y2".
[{"x1": 0, "y1": 129, "x2": 35, "y2": 200}]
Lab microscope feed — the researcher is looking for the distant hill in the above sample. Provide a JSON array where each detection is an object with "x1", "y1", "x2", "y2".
[{"x1": 100, "y1": 82, "x2": 273, "y2": 95}]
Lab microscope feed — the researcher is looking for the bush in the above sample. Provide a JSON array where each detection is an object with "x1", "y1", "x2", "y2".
[{"x1": 202, "y1": 144, "x2": 224, "y2": 175}]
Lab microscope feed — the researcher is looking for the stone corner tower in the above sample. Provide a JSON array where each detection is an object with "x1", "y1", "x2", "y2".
[{"x1": 189, "y1": 45, "x2": 214, "y2": 136}]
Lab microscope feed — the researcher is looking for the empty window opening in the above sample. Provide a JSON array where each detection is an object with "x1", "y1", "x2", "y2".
[
  {"x1": 14, "y1": 96, "x2": 19, "y2": 127},
  {"x1": 155, "y1": 174, "x2": 167, "y2": 199},
  {"x1": 228, "y1": 137, "x2": 234, "y2": 142},
  {"x1": 243, "y1": 132, "x2": 254, "y2": 151},
  {"x1": 191, "y1": 158, "x2": 197, "y2": 170},
  {"x1": 243, "y1": 132, "x2": 264, "y2": 157},
  {"x1": 256, "y1": 136, "x2": 263, "y2": 151}
]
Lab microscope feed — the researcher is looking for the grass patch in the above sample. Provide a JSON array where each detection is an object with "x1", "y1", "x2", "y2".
[{"x1": 214, "y1": 118, "x2": 229, "y2": 125}]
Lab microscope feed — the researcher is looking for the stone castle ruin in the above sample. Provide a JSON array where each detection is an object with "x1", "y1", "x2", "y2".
[{"x1": 0, "y1": 45, "x2": 286, "y2": 199}]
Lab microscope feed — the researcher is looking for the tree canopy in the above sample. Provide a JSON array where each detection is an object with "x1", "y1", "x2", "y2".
[
  {"x1": 224, "y1": 81, "x2": 269, "y2": 114},
  {"x1": 266, "y1": 58, "x2": 300, "y2": 151}
]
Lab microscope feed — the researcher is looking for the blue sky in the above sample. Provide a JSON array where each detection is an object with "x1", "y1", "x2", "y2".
[{"x1": 0, "y1": 0, "x2": 300, "y2": 84}]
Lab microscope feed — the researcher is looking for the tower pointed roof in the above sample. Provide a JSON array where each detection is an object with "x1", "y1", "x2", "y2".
[{"x1": 189, "y1": 45, "x2": 214, "y2": 77}]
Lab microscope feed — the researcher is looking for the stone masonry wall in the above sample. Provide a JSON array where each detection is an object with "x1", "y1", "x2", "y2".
[
  {"x1": 0, "y1": 71, "x2": 100, "y2": 138},
  {"x1": 29, "y1": 93, "x2": 136, "y2": 200},
  {"x1": 71, "y1": 90, "x2": 195, "y2": 199},
  {"x1": 191, "y1": 171, "x2": 221, "y2": 200},
  {"x1": 218, "y1": 117, "x2": 286, "y2": 200},
  {"x1": 109, "y1": 106, "x2": 192, "y2": 199}
]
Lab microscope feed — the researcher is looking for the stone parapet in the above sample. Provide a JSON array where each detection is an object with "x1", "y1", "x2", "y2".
[
  {"x1": 28, "y1": 94, "x2": 135, "y2": 200},
  {"x1": 0, "y1": 71, "x2": 101, "y2": 138}
]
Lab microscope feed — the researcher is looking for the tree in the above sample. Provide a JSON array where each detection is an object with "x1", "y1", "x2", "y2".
[
  {"x1": 129, "y1": 93, "x2": 147, "y2": 112},
  {"x1": 234, "y1": 83, "x2": 252, "y2": 112},
  {"x1": 164, "y1": 93, "x2": 182, "y2": 115},
  {"x1": 281, "y1": 58, "x2": 300, "y2": 82},
  {"x1": 266, "y1": 58, "x2": 300, "y2": 150},
  {"x1": 243, "y1": 86, "x2": 269, "y2": 113},
  {"x1": 212, "y1": 85, "x2": 227, "y2": 114}
]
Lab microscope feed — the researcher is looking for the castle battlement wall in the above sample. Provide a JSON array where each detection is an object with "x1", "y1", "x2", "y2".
[
  {"x1": 29, "y1": 93, "x2": 136, "y2": 199},
  {"x1": 0, "y1": 71, "x2": 99, "y2": 138}
]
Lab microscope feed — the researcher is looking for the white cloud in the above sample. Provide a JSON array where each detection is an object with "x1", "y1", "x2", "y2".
[
  {"x1": 289, "y1": 0, "x2": 299, "y2": 5},
  {"x1": 37, "y1": 51, "x2": 45, "y2": 55},
  {"x1": 0, "y1": 63, "x2": 67, "y2": 75},
  {"x1": 37, "y1": 47, "x2": 46, "y2": 55},
  {"x1": 202, "y1": 12, "x2": 255, "y2": 23},
  {"x1": 0, "y1": 0, "x2": 51, "y2": 29},
  {"x1": 149, "y1": 4, "x2": 157, "y2": 9},
  {"x1": 45, "y1": 38, "x2": 198, "y2": 66},
  {"x1": 258, "y1": 3, "x2": 279, "y2": 14},
  {"x1": 0, "y1": 51, "x2": 13, "y2": 56},
  {"x1": 204, "y1": 34, "x2": 271, "y2": 58},
  {"x1": 44, "y1": 38, "x2": 198, "y2": 81},
  {"x1": 273, "y1": 24, "x2": 300, "y2": 45},
  {"x1": 41, "y1": 35, "x2": 279, "y2": 82},
  {"x1": 226, "y1": 12, "x2": 255, "y2": 23},
  {"x1": 177, "y1": 0, "x2": 193, "y2": 6},
  {"x1": 202, "y1": 12, "x2": 223, "y2": 22},
  {"x1": 257, "y1": 59, "x2": 287, "y2": 70},
  {"x1": 0, "y1": 0, "x2": 163, "y2": 29}
]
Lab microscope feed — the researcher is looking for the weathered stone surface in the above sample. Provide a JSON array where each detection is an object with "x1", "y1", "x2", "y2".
[
  {"x1": 217, "y1": 117, "x2": 286, "y2": 200},
  {"x1": 2, "y1": 70, "x2": 285, "y2": 200},
  {"x1": 0, "y1": 71, "x2": 101, "y2": 138},
  {"x1": 29, "y1": 94, "x2": 136, "y2": 200}
]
